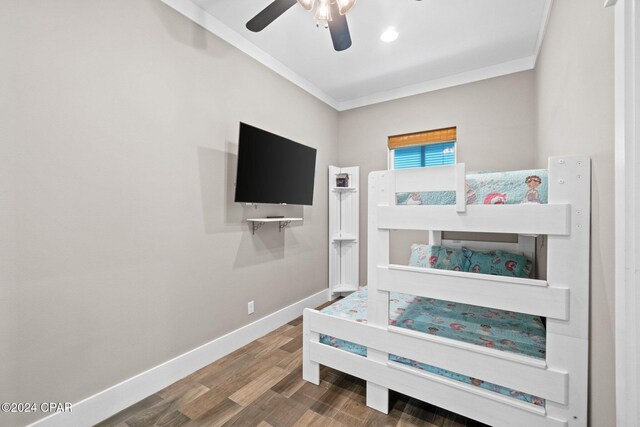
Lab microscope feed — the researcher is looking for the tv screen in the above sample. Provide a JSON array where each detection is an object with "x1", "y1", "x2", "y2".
[{"x1": 234, "y1": 123, "x2": 317, "y2": 206}]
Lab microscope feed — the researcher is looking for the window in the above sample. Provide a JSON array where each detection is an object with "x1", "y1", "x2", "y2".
[
  {"x1": 388, "y1": 127, "x2": 456, "y2": 170},
  {"x1": 393, "y1": 142, "x2": 456, "y2": 169}
]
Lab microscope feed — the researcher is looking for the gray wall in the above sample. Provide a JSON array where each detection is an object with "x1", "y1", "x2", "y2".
[
  {"x1": 337, "y1": 71, "x2": 538, "y2": 272},
  {"x1": 0, "y1": 0, "x2": 18, "y2": 409},
  {"x1": 535, "y1": 1, "x2": 615, "y2": 425},
  {"x1": 1, "y1": 1, "x2": 338, "y2": 425}
]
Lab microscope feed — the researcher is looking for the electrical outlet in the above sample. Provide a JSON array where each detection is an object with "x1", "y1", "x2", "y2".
[{"x1": 248, "y1": 301, "x2": 255, "y2": 315}]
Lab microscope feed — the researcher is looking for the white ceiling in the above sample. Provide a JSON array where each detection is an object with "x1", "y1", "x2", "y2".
[{"x1": 162, "y1": 0, "x2": 552, "y2": 110}]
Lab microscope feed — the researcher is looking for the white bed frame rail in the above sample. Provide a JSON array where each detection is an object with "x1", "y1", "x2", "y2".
[{"x1": 303, "y1": 156, "x2": 591, "y2": 427}]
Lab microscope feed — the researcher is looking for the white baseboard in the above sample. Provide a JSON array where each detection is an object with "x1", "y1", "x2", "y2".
[{"x1": 29, "y1": 288, "x2": 330, "y2": 427}]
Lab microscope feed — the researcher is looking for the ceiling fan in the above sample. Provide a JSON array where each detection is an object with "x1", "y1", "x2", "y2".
[{"x1": 246, "y1": 0, "x2": 357, "y2": 51}]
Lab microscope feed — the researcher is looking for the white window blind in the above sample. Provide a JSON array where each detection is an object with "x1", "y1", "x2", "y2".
[{"x1": 393, "y1": 141, "x2": 456, "y2": 169}]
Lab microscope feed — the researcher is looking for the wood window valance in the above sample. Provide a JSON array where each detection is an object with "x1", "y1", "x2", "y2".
[{"x1": 388, "y1": 127, "x2": 457, "y2": 150}]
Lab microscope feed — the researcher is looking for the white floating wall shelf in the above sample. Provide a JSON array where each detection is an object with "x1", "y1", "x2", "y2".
[{"x1": 246, "y1": 218, "x2": 302, "y2": 234}]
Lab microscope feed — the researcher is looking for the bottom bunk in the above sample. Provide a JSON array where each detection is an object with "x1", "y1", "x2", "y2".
[{"x1": 319, "y1": 287, "x2": 546, "y2": 407}]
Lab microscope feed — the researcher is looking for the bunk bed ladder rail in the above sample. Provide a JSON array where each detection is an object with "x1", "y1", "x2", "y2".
[
  {"x1": 545, "y1": 156, "x2": 591, "y2": 426},
  {"x1": 366, "y1": 163, "x2": 467, "y2": 412}
]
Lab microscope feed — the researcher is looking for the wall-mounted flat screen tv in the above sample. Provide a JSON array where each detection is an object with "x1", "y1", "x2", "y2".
[{"x1": 234, "y1": 123, "x2": 317, "y2": 206}]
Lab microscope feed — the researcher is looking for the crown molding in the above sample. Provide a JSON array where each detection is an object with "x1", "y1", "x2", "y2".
[
  {"x1": 337, "y1": 55, "x2": 536, "y2": 111},
  {"x1": 533, "y1": 0, "x2": 554, "y2": 67},
  {"x1": 161, "y1": 0, "x2": 552, "y2": 112},
  {"x1": 160, "y1": 0, "x2": 340, "y2": 110}
]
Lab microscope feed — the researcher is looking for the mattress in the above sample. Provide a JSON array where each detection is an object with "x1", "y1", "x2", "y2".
[
  {"x1": 396, "y1": 168, "x2": 548, "y2": 206},
  {"x1": 320, "y1": 287, "x2": 546, "y2": 407}
]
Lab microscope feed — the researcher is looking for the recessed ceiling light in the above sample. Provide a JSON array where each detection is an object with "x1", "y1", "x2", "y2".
[{"x1": 380, "y1": 27, "x2": 399, "y2": 43}]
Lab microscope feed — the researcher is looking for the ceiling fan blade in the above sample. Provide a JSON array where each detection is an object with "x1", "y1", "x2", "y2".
[
  {"x1": 246, "y1": 0, "x2": 298, "y2": 32},
  {"x1": 327, "y1": 1, "x2": 352, "y2": 51}
]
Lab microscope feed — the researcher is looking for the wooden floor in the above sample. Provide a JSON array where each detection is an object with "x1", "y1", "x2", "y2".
[{"x1": 96, "y1": 301, "x2": 488, "y2": 427}]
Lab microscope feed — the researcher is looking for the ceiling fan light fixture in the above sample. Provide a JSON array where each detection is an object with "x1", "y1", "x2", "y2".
[
  {"x1": 336, "y1": 0, "x2": 357, "y2": 15},
  {"x1": 315, "y1": 0, "x2": 332, "y2": 21},
  {"x1": 297, "y1": 0, "x2": 315, "y2": 11}
]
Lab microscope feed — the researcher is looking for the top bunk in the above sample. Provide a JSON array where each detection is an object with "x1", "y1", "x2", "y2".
[
  {"x1": 370, "y1": 155, "x2": 590, "y2": 237},
  {"x1": 368, "y1": 155, "x2": 591, "y2": 341},
  {"x1": 396, "y1": 168, "x2": 549, "y2": 206}
]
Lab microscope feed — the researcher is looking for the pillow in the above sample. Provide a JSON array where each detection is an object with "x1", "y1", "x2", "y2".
[
  {"x1": 433, "y1": 246, "x2": 470, "y2": 271},
  {"x1": 409, "y1": 244, "x2": 469, "y2": 271},
  {"x1": 462, "y1": 247, "x2": 532, "y2": 278},
  {"x1": 462, "y1": 247, "x2": 499, "y2": 275},
  {"x1": 408, "y1": 244, "x2": 437, "y2": 268},
  {"x1": 497, "y1": 250, "x2": 533, "y2": 278}
]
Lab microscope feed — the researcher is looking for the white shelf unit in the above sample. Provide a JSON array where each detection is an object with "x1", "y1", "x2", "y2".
[
  {"x1": 329, "y1": 166, "x2": 359, "y2": 296},
  {"x1": 246, "y1": 218, "x2": 302, "y2": 234}
]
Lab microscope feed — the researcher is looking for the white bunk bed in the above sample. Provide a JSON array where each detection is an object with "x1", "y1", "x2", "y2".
[{"x1": 303, "y1": 156, "x2": 590, "y2": 427}]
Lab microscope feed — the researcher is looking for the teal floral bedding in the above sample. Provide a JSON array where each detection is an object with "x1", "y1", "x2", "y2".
[
  {"x1": 320, "y1": 287, "x2": 546, "y2": 407},
  {"x1": 462, "y1": 247, "x2": 533, "y2": 278},
  {"x1": 408, "y1": 244, "x2": 470, "y2": 272},
  {"x1": 396, "y1": 169, "x2": 548, "y2": 206},
  {"x1": 409, "y1": 244, "x2": 533, "y2": 278}
]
